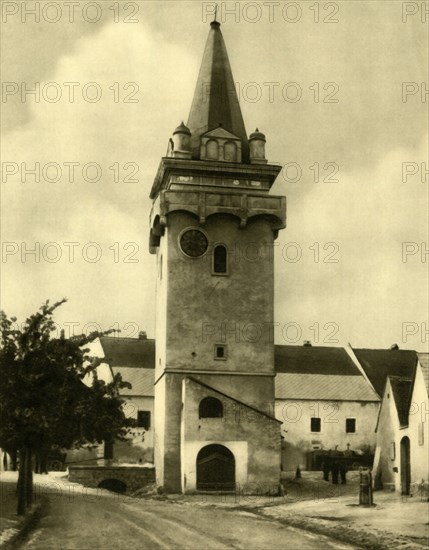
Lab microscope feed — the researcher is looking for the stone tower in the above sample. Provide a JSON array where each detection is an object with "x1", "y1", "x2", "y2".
[{"x1": 149, "y1": 20, "x2": 286, "y2": 493}]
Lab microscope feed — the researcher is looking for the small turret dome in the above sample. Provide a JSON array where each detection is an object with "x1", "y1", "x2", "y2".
[
  {"x1": 249, "y1": 128, "x2": 267, "y2": 164},
  {"x1": 172, "y1": 122, "x2": 192, "y2": 159},
  {"x1": 173, "y1": 121, "x2": 191, "y2": 136},
  {"x1": 249, "y1": 128, "x2": 266, "y2": 142}
]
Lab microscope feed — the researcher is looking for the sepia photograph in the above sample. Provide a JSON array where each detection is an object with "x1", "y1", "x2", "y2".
[{"x1": 1, "y1": 1, "x2": 428, "y2": 548}]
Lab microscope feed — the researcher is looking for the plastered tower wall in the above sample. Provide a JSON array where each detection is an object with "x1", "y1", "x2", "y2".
[
  {"x1": 165, "y1": 213, "x2": 275, "y2": 378},
  {"x1": 155, "y1": 212, "x2": 279, "y2": 491}
]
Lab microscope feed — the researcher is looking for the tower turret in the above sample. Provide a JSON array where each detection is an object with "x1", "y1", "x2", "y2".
[
  {"x1": 172, "y1": 122, "x2": 192, "y2": 159},
  {"x1": 249, "y1": 128, "x2": 268, "y2": 164}
]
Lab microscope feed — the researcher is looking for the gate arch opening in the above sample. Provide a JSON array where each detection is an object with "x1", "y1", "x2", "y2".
[
  {"x1": 196, "y1": 444, "x2": 235, "y2": 491},
  {"x1": 98, "y1": 478, "x2": 127, "y2": 494}
]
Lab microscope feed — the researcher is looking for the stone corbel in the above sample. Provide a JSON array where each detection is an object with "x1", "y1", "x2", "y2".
[
  {"x1": 240, "y1": 194, "x2": 248, "y2": 228},
  {"x1": 198, "y1": 193, "x2": 206, "y2": 225}
]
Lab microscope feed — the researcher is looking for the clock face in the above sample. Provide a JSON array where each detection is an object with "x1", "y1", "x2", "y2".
[{"x1": 180, "y1": 229, "x2": 208, "y2": 258}]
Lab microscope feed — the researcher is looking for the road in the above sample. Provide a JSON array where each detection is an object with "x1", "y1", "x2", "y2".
[{"x1": 21, "y1": 484, "x2": 356, "y2": 550}]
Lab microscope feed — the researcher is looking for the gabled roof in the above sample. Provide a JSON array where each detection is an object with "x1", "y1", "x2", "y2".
[
  {"x1": 187, "y1": 376, "x2": 281, "y2": 423},
  {"x1": 201, "y1": 126, "x2": 240, "y2": 140},
  {"x1": 353, "y1": 349, "x2": 417, "y2": 397},
  {"x1": 275, "y1": 345, "x2": 361, "y2": 376},
  {"x1": 99, "y1": 337, "x2": 155, "y2": 369},
  {"x1": 187, "y1": 21, "x2": 249, "y2": 161},
  {"x1": 98, "y1": 337, "x2": 155, "y2": 396},
  {"x1": 417, "y1": 353, "x2": 429, "y2": 396},
  {"x1": 389, "y1": 376, "x2": 413, "y2": 428}
]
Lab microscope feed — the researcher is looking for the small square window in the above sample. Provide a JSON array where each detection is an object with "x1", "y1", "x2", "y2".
[
  {"x1": 346, "y1": 418, "x2": 356, "y2": 433},
  {"x1": 311, "y1": 417, "x2": 321, "y2": 432},
  {"x1": 137, "y1": 411, "x2": 151, "y2": 430},
  {"x1": 214, "y1": 345, "x2": 227, "y2": 360}
]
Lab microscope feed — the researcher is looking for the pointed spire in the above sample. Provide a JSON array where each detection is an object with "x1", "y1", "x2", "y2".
[{"x1": 187, "y1": 21, "x2": 249, "y2": 162}]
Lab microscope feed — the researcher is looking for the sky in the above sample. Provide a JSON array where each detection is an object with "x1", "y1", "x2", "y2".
[{"x1": 1, "y1": 0, "x2": 428, "y2": 351}]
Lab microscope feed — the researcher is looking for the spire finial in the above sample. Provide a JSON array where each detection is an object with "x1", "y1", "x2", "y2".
[{"x1": 210, "y1": 3, "x2": 220, "y2": 26}]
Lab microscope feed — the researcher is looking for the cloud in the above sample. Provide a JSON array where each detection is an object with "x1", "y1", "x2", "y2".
[{"x1": 1, "y1": 20, "x2": 197, "y2": 334}]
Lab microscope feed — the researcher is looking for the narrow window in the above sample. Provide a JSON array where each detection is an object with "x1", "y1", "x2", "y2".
[
  {"x1": 345, "y1": 418, "x2": 356, "y2": 433},
  {"x1": 199, "y1": 397, "x2": 223, "y2": 418},
  {"x1": 214, "y1": 344, "x2": 226, "y2": 360},
  {"x1": 137, "y1": 411, "x2": 151, "y2": 430},
  {"x1": 311, "y1": 417, "x2": 321, "y2": 432},
  {"x1": 213, "y1": 245, "x2": 227, "y2": 274}
]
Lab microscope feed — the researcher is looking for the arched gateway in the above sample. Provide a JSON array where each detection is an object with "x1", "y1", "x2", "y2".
[{"x1": 196, "y1": 444, "x2": 235, "y2": 491}]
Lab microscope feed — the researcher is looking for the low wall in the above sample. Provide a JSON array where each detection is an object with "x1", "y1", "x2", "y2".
[{"x1": 68, "y1": 464, "x2": 155, "y2": 493}]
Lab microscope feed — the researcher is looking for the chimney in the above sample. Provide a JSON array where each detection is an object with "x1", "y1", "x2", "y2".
[{"x1": 138, "y1": 331, "x2": 147, "y2": 340}]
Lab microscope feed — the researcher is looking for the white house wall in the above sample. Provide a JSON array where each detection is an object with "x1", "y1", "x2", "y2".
[
  {"x1": 407, "y1": 365, "x2": 429, "y2": 488},
  {"x1": 113, "y1": 396, "x2": 155, "y2": 463},
  {"x1": 372, "y1": 378, "x2": 400, "y2": 489},
  {"x1": 275, "y1": 399, "x2": 379, "y2": 470}
]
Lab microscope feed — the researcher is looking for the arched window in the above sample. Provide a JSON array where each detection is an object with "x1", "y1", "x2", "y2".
[
  {"x1": 213, "y1": 245, "x2": 227, "y2": 274},
  {"x1": 206, "y1": 139, "x2": 219, "y2": 160},
  {"x1": 199, "y1": 397, "x2": 223, "y2": 418},
  {"x1": 224, "y1": 141, "x2": 237, "y2": 162}
]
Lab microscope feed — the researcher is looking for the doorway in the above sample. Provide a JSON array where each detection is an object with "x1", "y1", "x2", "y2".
[
  {"x1": 400, "y1": 436, "x2": 411, "y2": 495},
  {"x1": 196, "y1": 444, "x2": 235, "y2": 491}
]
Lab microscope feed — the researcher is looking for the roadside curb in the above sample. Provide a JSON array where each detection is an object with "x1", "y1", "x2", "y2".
[
  {"x1": 2, "y1": 497, "x2": 48, "y2": 549},
  {"x1": 247, "y1": 507, "x2": 428, "y2": 550}
]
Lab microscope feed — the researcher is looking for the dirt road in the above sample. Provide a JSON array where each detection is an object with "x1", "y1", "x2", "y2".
[{"x1": 22, "y1": 485, "x2": 355, "y2": 549}]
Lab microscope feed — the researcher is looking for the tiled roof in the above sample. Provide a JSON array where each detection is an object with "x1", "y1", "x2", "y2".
[
  {"x1": 417, "y1": 353, "x2": 429, "y2": 395},
  {"x1": 275, "y1": 373, "x2": 379, "y2": 401},
  {"x1": 389, "y1": 376, "x2": 413, "y2": 427},
  {"x1": 112, "y1": 367, "x2": 154, "y2": 397},
  {"x1": 99, "y1": 337, "x2": 155, "y2": 369},
  {"x1": 275, "y1": 345, "x2": 361, "y2": 376},
  {"x1": 353, "y1": 349, "x2": 417, "y2": 397}
]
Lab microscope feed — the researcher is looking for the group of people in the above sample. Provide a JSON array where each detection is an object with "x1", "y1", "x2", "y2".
[
  {"x1": 322, "y1": 457, "x2": 347, "y2": 484},
  {"x1": 321, "y1": 445, "x2": 354, "y2": 484}
]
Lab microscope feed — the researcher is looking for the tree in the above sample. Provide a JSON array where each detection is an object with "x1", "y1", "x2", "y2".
[{"x1": 0, "y1": 299, "x2": 134, "y2": 515}]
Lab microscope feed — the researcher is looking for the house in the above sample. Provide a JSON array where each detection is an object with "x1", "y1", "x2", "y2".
[
  {"x1": 97, "y1": 336, "x2": 155, "y2": 464},
  {"x1": 274, "y1": 345, "x2": 380, "y2": 470},
  {"x1": 66, "y1": 335, "x2": 155, "y2": 467},
  {"x1": 371, "y1": 352, "x2": 428, "y2": 494}
]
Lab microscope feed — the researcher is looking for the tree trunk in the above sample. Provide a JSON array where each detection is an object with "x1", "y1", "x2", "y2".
[
  {"x1": 17, "y1": 448, "x2": 27, "y2": 515},
  {"x1": 25, "y1": 448, "x2": 33, "y2": 507},
  {"x1": 11, "y1": 449, "x2": 18, "y2": 471},
  {"x1": 16, "y1": 447, "x2": 33, "y2": 515}
]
